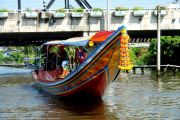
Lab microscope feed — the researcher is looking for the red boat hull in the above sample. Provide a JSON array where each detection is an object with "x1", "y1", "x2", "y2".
[{"x1": 59, "y1": 70, "x2": 108, "y2": 97}]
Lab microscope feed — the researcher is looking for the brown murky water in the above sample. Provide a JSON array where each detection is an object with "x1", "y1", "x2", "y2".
[{"x1": 0, "y1": 67, "x2": 180, "y2": 119}]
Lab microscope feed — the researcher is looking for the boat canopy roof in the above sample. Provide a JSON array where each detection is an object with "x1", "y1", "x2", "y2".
[
  {"x1": 43, "y1": 30, "x2": 114, "y2": 47},
  {"x1": 90, "y1": 31, "x2": 113, "y2": 42},
  {"x1": 43, "y1": 37, "x2": 90, "y2": 46}
]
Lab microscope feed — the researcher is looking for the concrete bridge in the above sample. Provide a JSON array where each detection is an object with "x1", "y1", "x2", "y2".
[{"x1": 0, "y1": 9, "x2": 180, "y2": 46}]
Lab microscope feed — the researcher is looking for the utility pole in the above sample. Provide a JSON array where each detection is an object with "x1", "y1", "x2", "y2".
[
  {"x1": 107, "y1": 0, "x2": 110, "y2": 31},
  {"x1": 157, "y1": 5, "x2": 161, "y2": 76}
]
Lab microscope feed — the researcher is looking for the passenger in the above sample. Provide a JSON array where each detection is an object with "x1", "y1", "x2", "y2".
[
  {"x1": 47, "y1": 45, "x2": 57, "y2": 71},
  {"x1": 77, "y1": 47, "x2": 88, "y2": 64},
  {"x1": 41, "y1": 45, "x2": 48, "y2": 70},
  {"x1": 75, "y1": 48, "x2": 80, "y2": 67},
  {"x1": 57, "y1": 45, "x2": 70, "y2": 78}
]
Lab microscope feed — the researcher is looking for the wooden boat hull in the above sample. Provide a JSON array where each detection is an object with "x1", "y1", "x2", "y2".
[{"x1": 33, "y1": 26, "x2": 125, "y2": 97}]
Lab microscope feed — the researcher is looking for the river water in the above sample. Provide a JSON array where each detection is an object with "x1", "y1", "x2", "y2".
[{"x1": 0, "y1": 66, "x2": 179, "y2": 120}]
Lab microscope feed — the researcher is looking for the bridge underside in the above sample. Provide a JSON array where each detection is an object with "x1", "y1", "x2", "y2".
[
  {"x1": 128, "y1": 29, "x2": 180, "y2": 43},
  {"x1": 0, "y1": 30, "x2": 179, "y2": 46},
  {"x1": 0, "y1": 31, "x2": 82, "y2": 46}
]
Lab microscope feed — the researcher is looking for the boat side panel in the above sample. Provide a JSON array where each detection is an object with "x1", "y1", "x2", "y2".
[
  {"x1": 36, "y1": 66, "x2": 108, "y2": 97},
  {"x1": 37, "y1": 39, "x2": 120, "y2": 96},
  {"x1": 61, "y1": 68, "x2": 109, "y2": 97},
  {"x1": 108, "y1": 40, "x2": 120, "y2": 81}
]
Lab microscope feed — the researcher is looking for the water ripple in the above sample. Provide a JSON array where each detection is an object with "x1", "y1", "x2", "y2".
[{"x1": 0, "y1": 67, "x2": 180, "y2": 119}]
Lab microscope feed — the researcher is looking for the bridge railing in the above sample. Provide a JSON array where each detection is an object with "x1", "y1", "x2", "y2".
[{"x1": 0, "y1": 9, "x2": 180, "y2": 32}]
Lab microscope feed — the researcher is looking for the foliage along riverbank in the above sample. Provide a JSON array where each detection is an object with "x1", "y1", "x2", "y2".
[
  {"x1": 0, "y1": 46, "x2": 36, "y2": 64},
  {"x1": 130, "y1": 36, "x2": 180, "y2": 66}
]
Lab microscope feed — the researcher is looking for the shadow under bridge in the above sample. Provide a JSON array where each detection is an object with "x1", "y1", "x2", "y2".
[{"x1": 0, "y1": 31, "x2": 83, "y2": 46}]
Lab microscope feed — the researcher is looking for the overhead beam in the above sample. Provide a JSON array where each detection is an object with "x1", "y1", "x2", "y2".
[
  {"x1": 65, "y1": 0, "x2": 70, "y2": 9},
  {"x1": 18, "y1": 0, "x2": 21, "y2": 12},
  {"x1": 64, "y1": 0, "x2": 67, "y2": 9},
  {"x1": 81, "y1": 0, "x2": 92, "y2": 9},
  {"x1": 75, "y1": 0, "x2": 86, "y2": 9},
  {"x1": 46, "y1": 0, "x2": 91, "y2": 9},
  {"x1": 67, "y1": 0, "x2": 70, "y2": 9},
  {"x1": 65, "y1": 0, "x2": 67, "y2": 9},
  {"x1": 46, "y1": 0, "x2": 56, "y2": 9}
]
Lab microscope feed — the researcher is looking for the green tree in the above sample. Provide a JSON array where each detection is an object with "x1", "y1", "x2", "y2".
[
  {"x1": 129, "y1": 47, "x2": 149, "y2": 65},
  {"x1": 2, "y1": 46, "x2": 37, "y2": 64},
  {"x1": 147, "y1": 36, "x2": 180, "y2": 65},
  {"x1": 0, "y1": 51, "x2": 4, "y2": 64}
]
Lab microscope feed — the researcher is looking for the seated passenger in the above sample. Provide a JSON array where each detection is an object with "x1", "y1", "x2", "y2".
[
  {"x1": 57, "y1": 45, "x2": 70, "y2": 78},
  {"x1": 76, "y1": 47, "x2": 88, "y2": 64}
]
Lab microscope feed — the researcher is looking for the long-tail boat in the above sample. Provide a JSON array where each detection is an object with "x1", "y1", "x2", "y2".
[{"x1": 32, "y1": 25, "x2": 128, "y2": 97}]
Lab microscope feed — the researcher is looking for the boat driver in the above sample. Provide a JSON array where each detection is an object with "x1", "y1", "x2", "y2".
[{"x1": 58, "y1": 45, "x2": 69, "y2": 78}]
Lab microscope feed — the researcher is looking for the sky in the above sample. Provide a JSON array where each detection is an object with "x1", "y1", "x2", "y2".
[{"x1": 0, "y1": 0, "x2": 177, "y2": 10}]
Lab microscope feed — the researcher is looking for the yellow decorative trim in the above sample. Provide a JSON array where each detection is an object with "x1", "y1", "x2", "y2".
[
  {"x1": 118, "y1": 65, "x2": 133, "y2": 70},
  {"x1": 89, "y1": 41, "x2": 94, "y2": 47}
]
